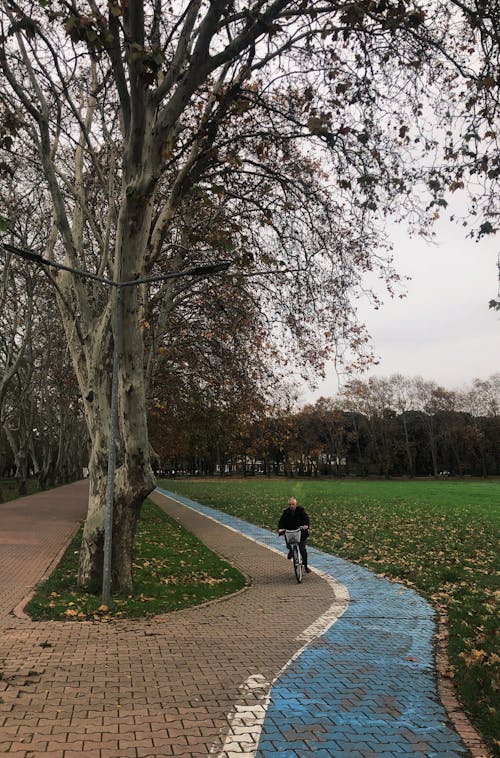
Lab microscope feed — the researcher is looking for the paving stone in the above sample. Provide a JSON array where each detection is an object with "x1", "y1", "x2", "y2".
[{"x1": 0, "y1": 483, "x2": 486, "y2": 756}]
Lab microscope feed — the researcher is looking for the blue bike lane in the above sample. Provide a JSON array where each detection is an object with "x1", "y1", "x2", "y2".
[{"x1": 157, "y1": 488, "x2": 469, "y2": 757}]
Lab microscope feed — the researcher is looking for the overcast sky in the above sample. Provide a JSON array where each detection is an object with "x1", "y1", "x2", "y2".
[{"x1": 301, "y1": 209, "x2": 499, "y2": 404}]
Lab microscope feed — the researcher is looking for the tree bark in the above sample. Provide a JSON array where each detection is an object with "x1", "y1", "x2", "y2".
[{"x1": 71, "y1": 194, "x2": 156, "y2": 592}]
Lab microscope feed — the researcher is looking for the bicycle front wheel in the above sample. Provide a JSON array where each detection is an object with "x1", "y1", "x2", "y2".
[{"x1": 293, "y1": 545, "x2": 303, "y2": 583}]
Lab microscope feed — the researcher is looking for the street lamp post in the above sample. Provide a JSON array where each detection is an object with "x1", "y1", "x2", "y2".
[
  {"x1": 102, "y1": 282, "x2": 122, "y2": 608},
  {"x1": 0, "y1": 241, "x2": 230, "y2": 605}
]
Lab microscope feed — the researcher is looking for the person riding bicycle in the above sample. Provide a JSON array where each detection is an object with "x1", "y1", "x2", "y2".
[{"x1": 278, "y1": 497, "x2": 311, "y2": 573}]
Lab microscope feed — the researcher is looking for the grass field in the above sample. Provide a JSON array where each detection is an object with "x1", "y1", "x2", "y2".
[
  {"x1": 160, "y1": 477, "x2": 500, "y2": 755},
  {"x1": 0, "y1": 478, "x2": 41, "y2": 501}
]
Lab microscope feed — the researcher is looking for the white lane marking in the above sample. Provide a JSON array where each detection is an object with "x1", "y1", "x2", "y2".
[
  {"x1": 153, "y1": 489, "x2": 350, "y2": 758},
  {"x1": 212, "y1": 565, "x2": 348, "y2": 757}
]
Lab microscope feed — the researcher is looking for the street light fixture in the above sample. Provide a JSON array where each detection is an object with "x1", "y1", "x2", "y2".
[{"x1": 1, "y1": 241, "x2": 230, "y2": 605}]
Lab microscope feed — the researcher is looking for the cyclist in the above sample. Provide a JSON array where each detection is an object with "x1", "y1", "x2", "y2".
[{"x1": 278, "y1": 496, "x2": 311, "y2": 573}]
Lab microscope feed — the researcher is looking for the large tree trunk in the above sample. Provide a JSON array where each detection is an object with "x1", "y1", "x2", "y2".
[
  {"x1": 76, "y1": 357, "x2": 155, "y2": 594},
  {"x1": 74, "y1": 195, "x2": 157, "y2": 593},
  {"x1": 77, "y1": 449, "x2": 153, "y2": 593},
  {"x1": 77, "y1": 449, "x2": 108, "y2": 592}
]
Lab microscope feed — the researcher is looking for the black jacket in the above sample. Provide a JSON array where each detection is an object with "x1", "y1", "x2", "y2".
[{"x1": 278, "y1": 506, "x2": 310, "y2": 531}]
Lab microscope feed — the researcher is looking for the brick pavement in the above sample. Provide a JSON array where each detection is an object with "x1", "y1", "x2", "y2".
[
  {"x1": 0, "y1": 483, "x2": 341, "y2": 757},
  {"x1": 0, "y1": 482, "x2": 90, "y2": 617},
  {"x1": 0, "y1": 483, "x2": 490, "y2": 757}
]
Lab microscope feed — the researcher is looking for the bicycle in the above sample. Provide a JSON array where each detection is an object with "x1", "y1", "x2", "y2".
[{"x1": 281, "y1": 526, "x2": 306, "y2": 583}]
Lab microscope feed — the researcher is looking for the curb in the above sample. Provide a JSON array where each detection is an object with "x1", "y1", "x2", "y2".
[{"x1": 435, "y1": 615, "x2": 492, "y2": 758}]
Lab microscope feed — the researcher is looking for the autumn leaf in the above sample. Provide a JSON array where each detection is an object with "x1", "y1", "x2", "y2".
[{"x1": 459, "y1": 649, "x2": 488, "y2": 667}]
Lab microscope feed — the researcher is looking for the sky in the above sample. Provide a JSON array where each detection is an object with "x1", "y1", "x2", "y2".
[{"x1": 301, "y1": 210, "x2": 499, "y2": 404}]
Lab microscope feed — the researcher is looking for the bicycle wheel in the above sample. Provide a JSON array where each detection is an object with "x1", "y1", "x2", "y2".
[{"x1": 293, "y1": 545, "x2": 303, "y2": 583}]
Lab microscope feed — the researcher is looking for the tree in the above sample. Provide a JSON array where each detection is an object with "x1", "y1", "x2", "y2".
[
  {"x1": 1, "y1": 0, "x2": 497, "y2": 592},
  {"x1": 435, "y1": 1, "x2": 499, "y2": 241},
  {"x1": 31, "y1": 300, "x2": 89, "y2": 489},
  {"x1": 148, "y1": 263, "x2": 275, "y2": 475},
  {"x1": 301, "y1": 398, "x2": 350, "y2": 475},
  {"x1": 0, "y1": 256, "x2": 87, "y2": 493},
  {"x1": 459, "y1": 374, "x2": 500, "y2": 476},
  {"x1": 0, "y1": 159, "x2": 89, "y2": 491},
  {"x1": 390, "y1": 374, "x2": 417, "y2": 476},
  {"x1": 0, "y1": 253, "x2": 36, "y2": 495},
  {"x1": 341, "y1": 376, "x2": 400, "y2": 475}
]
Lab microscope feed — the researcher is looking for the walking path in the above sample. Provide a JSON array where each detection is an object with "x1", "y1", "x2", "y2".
[{"x1": 0, "y1": 482, "x2": 488, "y2": 757}]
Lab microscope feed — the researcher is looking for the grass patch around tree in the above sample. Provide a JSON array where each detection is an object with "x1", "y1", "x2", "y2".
[
  {"x1": 160, "y1": 477, "x2": 500, "y2": 756},
  {"x1": 25, "y1": 499, "x2": 246, "y2": 621}
]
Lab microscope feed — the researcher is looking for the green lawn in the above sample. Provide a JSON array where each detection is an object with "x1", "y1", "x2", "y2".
[
  {"x1": 0, "y1": 478, "x2": 41, "y2": 501},
  {"x1": 160, "y1": 477, "x2": 500, "y2": 756}
]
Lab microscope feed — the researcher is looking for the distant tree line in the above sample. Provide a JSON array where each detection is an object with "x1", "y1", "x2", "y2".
[{"x1": 150, "y1": 374, "x2": 500, "y2": 478}]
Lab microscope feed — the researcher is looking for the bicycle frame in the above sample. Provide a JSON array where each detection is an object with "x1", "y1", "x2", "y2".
[{"x1": 284, "y1": 528, "x2": 304, "y2": 583}]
